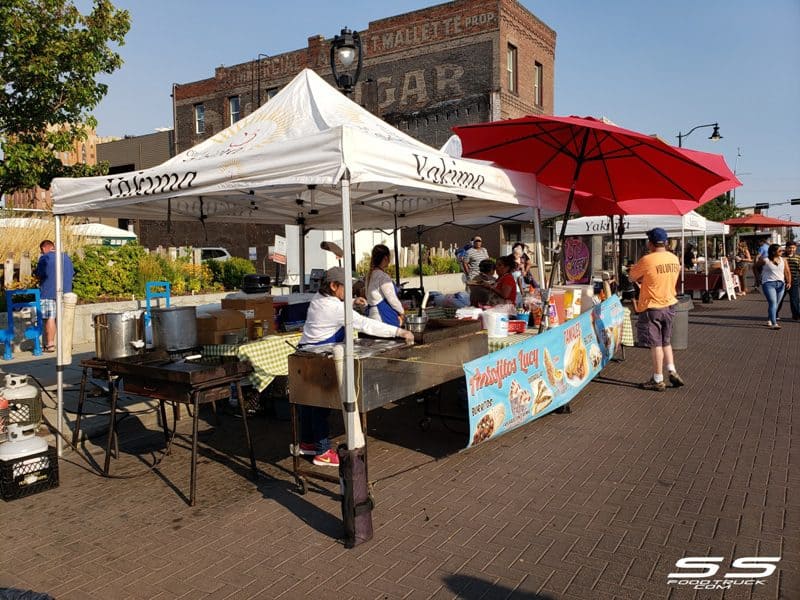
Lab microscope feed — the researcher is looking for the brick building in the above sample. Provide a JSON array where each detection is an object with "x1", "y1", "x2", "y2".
[{"x1": 171, "y1": 0, "x2": 556, "y2": 258}]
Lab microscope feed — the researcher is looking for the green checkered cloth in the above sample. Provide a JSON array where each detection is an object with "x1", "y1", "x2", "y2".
[
  {"x1": 203, "y1": 331, "x2": 302, "y2": 391},
  {"x1": 488, "y1": 332, "x2": 538, "y2": 352},
  {"x1": 622, "y1": 306, "x2": 635, "y2": 347}
]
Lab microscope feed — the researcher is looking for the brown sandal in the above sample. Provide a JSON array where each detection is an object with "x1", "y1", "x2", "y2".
[{"x1": 44, "y1": 345, "x2": 56, "y2": 353}]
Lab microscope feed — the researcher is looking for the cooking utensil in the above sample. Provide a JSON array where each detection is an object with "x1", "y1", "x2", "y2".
[
  {"x1": 405, "y1": 314, "x2": 428, "y2": 333},
  {"x1": 151, "y1": 306, "x2": 198, "y2": 351},
  {"x1": 93, "y1": 311, "x2": 144, "y2": 360}
]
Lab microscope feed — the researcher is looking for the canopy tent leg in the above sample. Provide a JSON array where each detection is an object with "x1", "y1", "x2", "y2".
[
  {"x1": 393, "y1": 210, "x2": 401, "y2": 288},
  {"x1": 298, "y1": 218, "x2": 306, "y2": 293},
  {"x1": 416, "y1": 225, "x2": 424, "y2": 294},
  {"x1": 680, "y1": 225, "x2": 686, "y2": 297},
  {"x1": 55, "y1": 216, "x2": 64, "y2": 457},
  {"x1": 704, "y1": 230, "x2": 709, "y2": 294},
  {"x1": 532, "y1": 208, "x2": 545, "y2": 286}
]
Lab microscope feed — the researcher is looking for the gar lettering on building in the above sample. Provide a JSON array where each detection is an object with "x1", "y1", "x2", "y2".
[{"x1": 162, "y1": 0, "x2": 556, "y2": 259}]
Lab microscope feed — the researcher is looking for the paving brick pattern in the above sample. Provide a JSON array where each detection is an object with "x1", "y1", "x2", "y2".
[{"x1": 1, "y1": 295, "x2": 797, "y2": 599}]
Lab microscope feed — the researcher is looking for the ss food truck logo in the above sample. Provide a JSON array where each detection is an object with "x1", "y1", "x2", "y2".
[{"x1": 668, "y1": 556, "x2": 780, "y2": 589}]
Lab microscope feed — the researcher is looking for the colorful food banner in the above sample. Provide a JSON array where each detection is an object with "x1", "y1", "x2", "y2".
[{"x1": 464, "y1": 295, "x2": 625, "y2": 448}]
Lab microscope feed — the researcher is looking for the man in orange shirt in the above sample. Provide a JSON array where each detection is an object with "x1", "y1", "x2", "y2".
[{"x1": 629, "y1": 228, "x2": 686, "y2": 392}]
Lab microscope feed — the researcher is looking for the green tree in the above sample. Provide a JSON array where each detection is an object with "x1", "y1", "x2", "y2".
[
  {"x1": 0, "y1": 0, "x2": 130, "y2": 198},
  {"x1": 696, "y1": 193, "x2": 742, "y2": 223}
]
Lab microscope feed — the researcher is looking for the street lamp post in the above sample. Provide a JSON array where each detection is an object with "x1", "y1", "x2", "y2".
[
  {"x1": 677, "y1": 122, "x2": 722, "y2": 147},
  {"x1": 256, "y1": 53, "x2": 270, "y2": 107},
  {"x1": 329, "y1": 27, "x2": 363, "y2": 96}
]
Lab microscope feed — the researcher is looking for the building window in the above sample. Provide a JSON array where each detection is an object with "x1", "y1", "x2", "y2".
[
  {"x1": 534, "y1": 62, "x2": 543, "y2": 106},
  {"x1": 194, "y1": 104, "x2": 205, "y2": 134},
  {"x1": 228, "y1": 96, "x2": 240, "y2": 124},
  {"x1": 507, "y1": 43, "x2": 518, "y2": 94}
]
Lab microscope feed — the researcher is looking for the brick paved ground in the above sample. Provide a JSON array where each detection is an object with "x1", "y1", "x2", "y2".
[{"x1": 0, "y1": 294, "x2": 797, "y2": 600}]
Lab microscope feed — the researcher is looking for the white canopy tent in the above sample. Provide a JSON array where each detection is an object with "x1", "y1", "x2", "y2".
[
  {"x1": 555, "y1": 211, "x2": 732, "y2": 296},
  {"x1": 50, "y1": 69, "x2": 566, "y2": 456},
  {"x1": 555, "y1": 211, "x2": 729, "y2": 238}
]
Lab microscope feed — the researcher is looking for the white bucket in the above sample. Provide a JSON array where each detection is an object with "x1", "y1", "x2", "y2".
[{"x1": 482, "y1": 312, "x2": 509, "y2": 338}]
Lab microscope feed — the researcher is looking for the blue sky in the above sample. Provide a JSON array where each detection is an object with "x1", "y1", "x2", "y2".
[{"x1": 89, "y1": 0, "x2": 800, "y2": 219}]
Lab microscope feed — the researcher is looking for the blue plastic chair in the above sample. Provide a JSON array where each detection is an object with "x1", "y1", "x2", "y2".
[
  {"x1": 2, "y1": 289, "x2": 43, "y2": 360},
  {"x1": 143, "y1": 281, "x2": 171, "y2": 346}
]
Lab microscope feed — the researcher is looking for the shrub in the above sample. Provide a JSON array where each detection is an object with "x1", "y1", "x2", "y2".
[
  {"x1": 429, "y1": 256, "x2": 461, "y2": 274},
  {"x1": 208, "y1": 257, "x2": 256, "y2": 290},
  {"x1": 72, "y1": 243, "x2": 146, "y2": 301}
]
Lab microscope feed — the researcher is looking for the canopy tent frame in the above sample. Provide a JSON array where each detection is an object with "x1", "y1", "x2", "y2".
[{"x1": 50, "y1": 69, "x2": 567, "y2": 460}]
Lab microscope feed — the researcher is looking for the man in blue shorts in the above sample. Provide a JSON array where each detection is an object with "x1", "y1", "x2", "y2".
[
  {"x1": 629, "y1": 228, "x2": 686, "y2": 392},
  {"x1": 34, "y1": 240, "x2": 74, "y2": 352}
]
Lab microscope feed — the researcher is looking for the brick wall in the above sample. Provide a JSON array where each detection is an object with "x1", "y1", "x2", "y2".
[{"x1": 173, "y1": 0, "x2": 555, "y2": 153}]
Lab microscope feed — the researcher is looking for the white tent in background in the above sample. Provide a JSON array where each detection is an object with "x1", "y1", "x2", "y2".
[
  {"x1": 556, "y1": 210, "x2": 729, "y2": 238},
  {"x1": 50, "y1": 68, "x2": 567, "y2": 457},
  {"x1": 69, "y1": 223, "x2": 137, "y2": 245}
]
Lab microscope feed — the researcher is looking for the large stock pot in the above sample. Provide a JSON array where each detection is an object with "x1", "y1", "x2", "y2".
[
  {"x1": 151, "y1": 306, "x2": 197, "y2": 351},
  {"x1": 93, "y1": 311, "x2": 145, "y2": 360}
]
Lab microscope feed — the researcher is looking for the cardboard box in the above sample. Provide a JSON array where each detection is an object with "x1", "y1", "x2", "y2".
[
  {"x1": 196, "y1": 309, "x2": 246, "y2": 332},
  {"x1": 197, "y1": 328, "x2": 247, "y2": 346},
  {"x1": 221, "y1": 296, "x2": 274, "y2": 322}
]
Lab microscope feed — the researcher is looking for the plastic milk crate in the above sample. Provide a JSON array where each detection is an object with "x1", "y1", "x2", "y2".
[{"x1": 0, "y1": 446, "x2": 59, "y2": 501}]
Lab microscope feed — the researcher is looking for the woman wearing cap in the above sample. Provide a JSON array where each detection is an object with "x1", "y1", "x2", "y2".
[
  {"x1": 297, "y1": 266, "x2": 414, "y2": 467},
  {"x1": 365, "y1": 244, "x2": 405, "y2": 326},
  {"x1": 462, "y1": 236, "x2": 489, "y2": 282}
]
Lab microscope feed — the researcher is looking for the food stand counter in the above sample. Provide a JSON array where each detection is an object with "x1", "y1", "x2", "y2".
[{"x1": 287, "y1": 320, "x2": 485, "y2": 490}]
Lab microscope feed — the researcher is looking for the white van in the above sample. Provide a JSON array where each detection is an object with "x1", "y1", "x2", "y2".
[{"x1": 200, "y1": 247, "x2": 232, "y2": 262}]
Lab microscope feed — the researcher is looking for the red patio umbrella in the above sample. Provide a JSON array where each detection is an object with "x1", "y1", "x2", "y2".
[
  {"x1": 722, "y1": 214, "x2": 800, "y2": 227},
  {"x1": 454, "y1": 115, "x2": 731, "y2": 290}
]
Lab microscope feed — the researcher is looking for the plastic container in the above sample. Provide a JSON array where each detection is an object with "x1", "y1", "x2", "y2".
[
  {"x1": 671, "y1": 296, "x2": 694, "y2": 350},
  {"x1": 482, "y1": 312, "x2": 509, "y2": 338},
  {"x1": 507, "y1": 319, "x2": 526, "y2": 334}
]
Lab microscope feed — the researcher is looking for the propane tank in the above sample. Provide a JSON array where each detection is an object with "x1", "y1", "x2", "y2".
[
  {"x1": 0, "y1": 373, "x2": 42, "y2": 428},
  {"x1": 0, "y1": 423, "x2": 48, "y2": 461},
  {"x1": 0, "y1": 396, "x2": 8, "y2": 442}
]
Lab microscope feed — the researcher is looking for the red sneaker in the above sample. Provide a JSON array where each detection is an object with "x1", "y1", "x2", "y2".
[
  {"x1": 297, "y1": 442, "x2": 317, "y2": 456},
  {"x1": 312, "y1": 449, "x2": 339, "y2": 467}
]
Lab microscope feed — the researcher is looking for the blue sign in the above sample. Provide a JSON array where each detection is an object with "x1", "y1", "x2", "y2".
[{"x1": 464, "y1": 296, "x2": 625, "y2": 448}]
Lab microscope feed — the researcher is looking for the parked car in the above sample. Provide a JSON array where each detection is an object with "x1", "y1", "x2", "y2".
[{"x1": 200, "y1": 247, "x2": 232, "y2": 262}]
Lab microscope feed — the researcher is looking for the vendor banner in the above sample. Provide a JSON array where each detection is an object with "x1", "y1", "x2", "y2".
[
  {"x1": 463, "y1": 295, "x2": 624, "y2": 448},
  {"x1": 562, "y1": 236, "x2": 591, "y2": 284}
]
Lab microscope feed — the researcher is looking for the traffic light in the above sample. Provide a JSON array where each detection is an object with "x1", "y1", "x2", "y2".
[
  {"x1": 755, "y1": 202, "x2": 770, "y2": 209},
  {"x1": 791, "y1": 198, "x2": 800, "y2": 206}
]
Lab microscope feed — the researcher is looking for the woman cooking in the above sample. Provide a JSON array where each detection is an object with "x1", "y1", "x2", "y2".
[
  {"x1": 297, "y1": 266, "x2": 414, "y2": 467},
  {"x1": 365, "y1": 244, "x2": 405, "y2": 326}
]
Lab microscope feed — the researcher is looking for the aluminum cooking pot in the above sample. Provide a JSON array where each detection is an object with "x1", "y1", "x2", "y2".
[
  {"x1": 93, "y1": 311, "x2": 145, "y2": 360},
  {"x1": 405, "y1": 314, "x2": 428, "y2": 333},
  {"x1": 151, "y1": 306, "x2": 197, "y2": 351}
]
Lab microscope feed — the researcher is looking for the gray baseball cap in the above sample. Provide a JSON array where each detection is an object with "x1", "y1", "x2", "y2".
[{"x1": 323, "y1": 266, "x2": 346, "y2": 284}]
